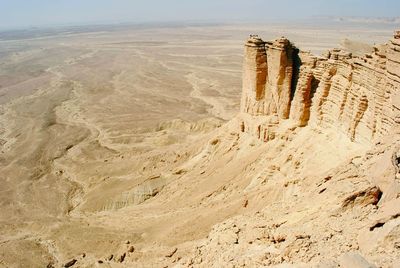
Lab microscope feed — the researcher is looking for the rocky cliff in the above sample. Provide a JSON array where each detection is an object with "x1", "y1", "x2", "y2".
[
  {"x1": 177, "y1": 32, "x2": 400, "y2": 268},
  {"x1": 240, "y1": 33, "x2": 400, "y2": 143},
  {"x1": 2, "y1": 26, "x2": 399, "y2": 268}
]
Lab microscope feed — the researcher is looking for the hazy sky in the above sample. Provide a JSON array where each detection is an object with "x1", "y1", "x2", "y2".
[{"x1": 1, "y1": 0, "x2": 400, "y2": 29}]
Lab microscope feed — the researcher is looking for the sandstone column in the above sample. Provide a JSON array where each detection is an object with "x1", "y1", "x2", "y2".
[
  {"x1": 240, "y1": 36, "x2": 268, "y2": 115},
  {"x1": 290, "y1": 67, "x2": 314, "y2": 126},
  {"x1": 265, "y1": 38, "x2": 294, "y2": 119}
]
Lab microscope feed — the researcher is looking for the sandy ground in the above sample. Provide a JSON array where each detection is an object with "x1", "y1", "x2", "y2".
[{"x1": 0, "y1": 22, "x2": 397, "y2": 267}]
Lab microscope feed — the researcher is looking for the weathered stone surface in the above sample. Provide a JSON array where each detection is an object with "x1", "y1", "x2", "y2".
[
  {"x1": 341, "y1": 186, "x2": 382, "y2": 209},
  {"x1": 117, "y1": 252, "x2": 126, "y2": 263},
  {"x1": 165, "y1": 247, "x2": 178, "y2": 258},
  {"x1": 64, "y1": 259, "x2": 77, "y2": 267},
  {"x1": 290, "y1": 67, "x2": 314, "y2": 126},
  {"x1": 265, "y1": 37, "x2": 294, "y2": 119},
  {"x1": 239, "y1": 31, "x2": 400, "y2": 144},
  {"x1": 241, "y1": 36, "x2": 294, "y2": 119},
  {"x1": 241, "y1": 35, "x2": 268, "y2": 115}
]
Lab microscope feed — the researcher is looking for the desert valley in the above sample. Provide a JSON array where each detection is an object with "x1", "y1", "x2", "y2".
[{"x1": 0, "y1": 20, "x2": 399, "y2": 267}]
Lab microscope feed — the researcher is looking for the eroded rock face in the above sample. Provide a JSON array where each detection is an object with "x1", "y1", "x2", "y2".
[
  {"x1": 240, "y1": 32, "x2": 400, "y2": 143},
  {"x1": 241, "y1": 36, "x2": 294, "y2": 119},
  {"x1": 241, "y1": 35, "x2": 268, "y2": 114}
]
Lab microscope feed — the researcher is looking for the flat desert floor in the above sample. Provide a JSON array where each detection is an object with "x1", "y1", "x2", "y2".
[{"x1": 0, "y1": 21, "x2": 396, "y2": 267}]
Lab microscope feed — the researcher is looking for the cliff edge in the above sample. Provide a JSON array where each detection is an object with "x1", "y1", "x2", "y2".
[
  {"x1": 240, "y1": 32, "x2": 400, "y2": 143},
  {"x1": 178, "y1": 32, "x2": 400, "y2": 268}
]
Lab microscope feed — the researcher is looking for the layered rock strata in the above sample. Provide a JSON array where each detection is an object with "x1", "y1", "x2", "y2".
[{"x1": 240, "y1": 32, "x2": 400, "y2": 143}]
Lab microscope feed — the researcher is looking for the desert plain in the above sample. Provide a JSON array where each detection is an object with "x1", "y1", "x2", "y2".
[{"x1": 0, "y1": 20, "x2": 399, "y2": 267}]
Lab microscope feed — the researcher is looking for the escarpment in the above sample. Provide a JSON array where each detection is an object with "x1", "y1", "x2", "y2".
[
  {"x1": 240, "y1": 33, "x2": 400, "y2": 143},
  {"x1": 241, "y1": 36, "x2": 294, "y2": 119}
]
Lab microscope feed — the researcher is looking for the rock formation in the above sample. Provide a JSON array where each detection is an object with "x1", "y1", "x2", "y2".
[
  {"x1": 176, "y1": 32, "x2": 400, "y2": 268},
  {"x1": 241, "y1": 36, "x2": 295, "y2": 118},
  {"x1": 2, "y1": 25, "x2": 399, "y2": 268},
  {"x1": 240, "y1": 32, "x2": 400, "y2": 143}
]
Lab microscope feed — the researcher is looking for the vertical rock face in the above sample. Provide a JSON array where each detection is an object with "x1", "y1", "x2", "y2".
[
  {"x1": 290, "y1": 66, "x2": 314, "y2": 126},
  {"x1": 387, "y1": 33, "x2": 400, "y2": 128},
  {"x1": 239, "y1": 31, "x2": 400, "y2": 144},
  {"x1": 241, "y1": 36, "x2": 294, "y2": 118},
  {"x1": 241, "y1": 36, "x2": 268, "y2": 114},
  {"x1": 265, "y1": 38, "x2": 294, "y2": 119}
]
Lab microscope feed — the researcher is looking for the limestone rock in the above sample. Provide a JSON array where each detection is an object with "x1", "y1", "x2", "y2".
[
  {"x1": 239, "y1": 31, "x2": 400, "y2": 144},
  {"x1": 241, "y1": 36, "x2": 294, "y2": 119},
  {"x1": 265, "y1": 37, "x2": 295, "y2": 119},
  {"x1": 341, "y1": 186, "x2": 382, "y2": 209},
  {"x1": 241, "y1": 35, "x2": 268, "y2": 115},
  {"x1": 101, "y1": 176, "x2": 166, "y2": 211},
  {"x1": 165, "y1": 247, "x2": 178, "y2": 258},
  {"x1": 290, "y1": 67, "x2": 314, "y2": 126},
  {"x1": 184, "y1": 31, "x2": 400, "y2": 267}
]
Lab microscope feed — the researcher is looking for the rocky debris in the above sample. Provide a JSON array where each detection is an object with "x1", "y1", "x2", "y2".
[
  {"x1": 63, "y1": 259, "x2": 77, "y2": 267},
  {"x1": 180, "y1": 131, "x2": 400, "y2": 267},
  {"x1": 369, "y1": 198, "x2": 400, "y2": 231},
  {"x1": 270, "y1": 234, "x2": 286, "y2": 243},
  {"x1": 165, "y1": 247, "x2": 178, "y2": 258},
  {"x1": 173, "y1": 168, "x2": 187, "y2": 175},
  {"x1": 341, "y1": 186, "x2": 382, "y2": 209},
  {"x1": 107, "y1": 254, "x2": 113, "y2": 261},
  {"x1": 295, "y1": 234, "x2": 311, "y2": 240},
  {"x1": 369, "y1": 213, "x2": 400, "y2": 231},
  {"x1": 128, "y1": 245, "x2": 135, "y2": 253},
  {"x1": 117, "y1": 252, "x2": 126, "y2": 263},
  {"x1": 356, "y1": 197, "x2": 400, "y2": 257}
]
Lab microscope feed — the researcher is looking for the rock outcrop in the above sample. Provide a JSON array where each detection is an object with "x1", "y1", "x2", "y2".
[
  {"x1": 241, "y1": 36, "x2": 295, "y2": 118},
  {"x1": 240, "y1": 32, "x2": 400, "y2": 143}
]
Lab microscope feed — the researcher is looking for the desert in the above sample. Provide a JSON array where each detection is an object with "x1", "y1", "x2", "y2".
[{"x1": 0, "y1": 18, "x2": 399, "y2": 268}]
